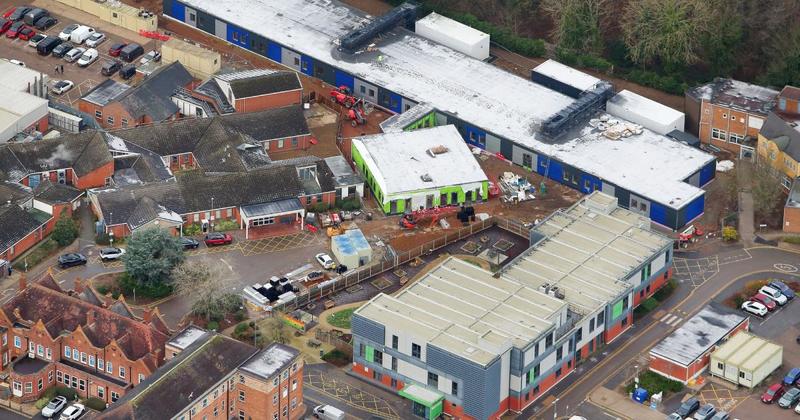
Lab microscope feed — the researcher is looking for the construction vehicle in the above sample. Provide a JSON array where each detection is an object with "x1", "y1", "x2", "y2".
[
  {"x1": 346, "y1": 98, "x2": 367, "y2": 127},
  {"x1": 400, "y1": 206, "x2": 459, "y2": 229},
  {"x1": 330, "y1": 86, "x2": 357, "y2": 108},
  {"x1": 326, "y1": 225, "x2": 345, "y2": 237}
]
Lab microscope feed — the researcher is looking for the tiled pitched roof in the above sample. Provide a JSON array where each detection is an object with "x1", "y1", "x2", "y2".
[
  {"x1": 221, "y1": 106, "x2": 309, "y2": 142},
  {"x1": 0, "y1": 181, "x2": 32, "y2": 205},
  {"x1": 760, "y1": 112, "x2": 800, "y2": 161},
  {"x1": 116, "y1": 62, "x2": 193, "y2": 122},
  {"x1": 33, "y1": 180, "x2": 82, "y2": 204},
  {"x1": 0, "y1": 131, "x2": 112, "y2": 181},
  {"x1": 3, "y1": 274, "x2": 169, "y2": 361},
  {"x1": 228, "y1": 71, "x2": 301, "y2": 98},
  {"x1": 0, "y1": 204, "x2": 45, "y2": 252}
]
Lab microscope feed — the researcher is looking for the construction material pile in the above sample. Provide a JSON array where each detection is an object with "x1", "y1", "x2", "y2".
[
  {"x1": 498, "y1": 172, "x2": 535, "y2": 203},
  {"x1": 589, "y1": 115, "x2": 644, "y2": 140}
]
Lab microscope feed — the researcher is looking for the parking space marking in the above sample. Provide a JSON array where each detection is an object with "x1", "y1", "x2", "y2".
[
  {"x1": 673, "y1": 256, "x2": 719, "y2": 288},
  {"x1": 304, "y1": 371, "x2": 400, "y2": 419}
]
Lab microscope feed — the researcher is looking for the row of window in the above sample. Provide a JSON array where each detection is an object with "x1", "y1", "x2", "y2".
[
  {"x1": 65, "y1": 345, "x2": 126, "y2": 379},
  {"x1": 56, "y1": 370, "x2": 119, "y2": 401},
  {"x1": 94, "y1": 110, "x2": 128, "y2": 127}
]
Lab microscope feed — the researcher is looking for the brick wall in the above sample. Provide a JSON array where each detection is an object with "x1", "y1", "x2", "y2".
[
  {"x1": 234, "y1": 358, "x2": 304, "y2": 420},
  {"x1": 74, "y1": 161, "x2": 114, "y2": 190},
  {"x1": 263, "y1": 133, "x2": 312, "y2": 152},
  {"x1": 784, "y1": 207, "x2": 800, "y2": 234},
  {"x1": 235, "y1": 90, "x2": 303, "y2": 113}
]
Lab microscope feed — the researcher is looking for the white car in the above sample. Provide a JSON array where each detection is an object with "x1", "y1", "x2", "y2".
[
  {"x1": 41, "y1": 396, "x2": 67, "y2": 418},
  {"x1": 759, "y1": 285, "x2": 788, "y2": 305},
  {"x1": 4, "y1": 58, "x2": 25, "y2": 67},
  {"x1": 58, "y1": 23, "x2": 79, "y2": 41},
  {"x1": 315, "y1": 253, "x2": 336, "y2": 269},
  {"x1": 51, "y1": 80, "x2": 74, "y2": 95},
  {"x1": 139, "y1": 50, "x2": 161, "y2": 65},
  {"x1": 27, "y1": 33, "x2": 46, "y2": 48},
  {"x1": 64, "y1": 47, "x2": 85, "y2": 63},
  {"x1": 99, "y1": 247, "x2": 126, "y2": 261},
  {"x1": 77, "y1": 48, "x2": 98, "y2": 67},
  {"x1": 85, "y1": 32, "x2": 106, "y2": 47},
  {"x1": 741, "y1": 300, "x2": 768, "y2": 317},
  {"x1": 59, "y1": 403, "x2": 85, "y2": 420}
]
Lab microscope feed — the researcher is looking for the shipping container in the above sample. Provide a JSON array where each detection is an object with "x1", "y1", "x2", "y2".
[
  {"x1": 606, "y1": 90, "x2": 685, "y2": 135},
  {"x1": 414, "y1": 12, "x2": 489, "y2": 61}
]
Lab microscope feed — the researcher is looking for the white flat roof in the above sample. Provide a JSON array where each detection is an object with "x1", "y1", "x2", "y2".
[
  {"x1": 173, "y1": 0, "x2": 712, "y2": 207},
  {"x1": 533, "y1": 59, "x2": 601, "y2": 93},
  {"x1": 416, "y1": 12, "x2": 488, "y2": 45},
  {"x1": 0, "y1": 61, "x2": 46, "y2": 92},
  {"x1": 352, "y1": 125, "x2": 488, "y2": 196},
  {"x1": 608, "y1": 90, "x2": 684, "y2": 126}
]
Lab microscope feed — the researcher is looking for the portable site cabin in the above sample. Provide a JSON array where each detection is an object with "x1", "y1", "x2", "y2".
[
  {"x1": 331, "y1": 228, "x2": 372, "y2": 268},
  {"x1": 710, "y1": 331, "x2": 782, "y2": 388},
  {"x1": 415, "y1": 12, "x2": 489, "y2": 61}
]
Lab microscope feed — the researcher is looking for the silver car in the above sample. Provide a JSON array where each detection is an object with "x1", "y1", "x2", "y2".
[
  {"x1": 85, "y1": 32, "x2": 105, "y2": 47},
  {"x1": 63, "y1": 47, "x2": 85, "y2": 63}
]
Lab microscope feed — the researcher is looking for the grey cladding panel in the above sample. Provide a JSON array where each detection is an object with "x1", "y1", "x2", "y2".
[
  {"x1": 427, "y1": 345, "x2": 501, "y2": 420},
  {"x1": 185, "y1": 7, "x2": 197, "y2": 26},
  {"x1": 485, "y1": 134, "x2": 501, "y2": 154},
  {"x1": 281, "y1": 49, "x2": 301, "y2": 71},
  {"x1": 214, "y1": 19, "x2": 227, "y2": 39},
  {"x1": 351, "y1": 314, "x2": 385, "y2": 344}
]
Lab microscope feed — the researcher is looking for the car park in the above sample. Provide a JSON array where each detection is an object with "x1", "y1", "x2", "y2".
[
  {"x1": 6, "y1": 21, "x2": 25, "y2": 38},
  {"x1": 34, "y1": 15, "x2": 57, "y2": 30},
  {"x1": 315, "y1": 253, "x2": 336, "y2": 269},
  {"x1": 64, "y1": 47, "x2": 85, "y2": 63},
  {"x1": 58, "y1": 23, "x2": 79, "y2": 41},
  {"x1": 0, "y1": 18, "x2": 11, "y2": 35},
  {"x1": 77, "y1": 48, "x2": 98, "y2": 67},
  {"x1": 69, "y1": 25, "x2": 95, "y2": 44},
  {"x1": 769, "y1": 280, "x2": 795, "y2": 300},
  {"x1": 8, "y1": 7, "x2": 31, "y2": 22},
  {"x1": 693, "y1": 404, "x2": 716, "y2": 420},
  {"x1": 52, "y1": 42, "x2": 73, "y2": 58},
  {"x1": 51, "y1": 80, "x2": 74, "y2": 94},
  {"x1": 37, "y1": 37, "x2": 62, "y2": 55},
  {"x1": 741, "y1": 300, "x2": 768, "y2": 317},
  {"x1": 120, "y1": 42, "x2": 143, "y2": 62},
  {"x1": 179, "y1": 237, "x2": 200, "y2": 249},
  {"x1": 759, "y1": 285, "x2": 788, "y2": 305},
  {"x1": 139, "y1": 49, "x2": 161, "y2": 65},
  {"x1": 17, "y1": 26, "x2": 35, "y2": 41},
  {"x1": 762, "y1": 383, "x2": 785, "y2": 403},
  {"x1": 85, "y1": 32, "x2": 105, "y2": 47},
  {"x1": 709, "y1": 412, "x2": 729, "y2": 420},
  {"x1": 784, "y1": 368, "x2": 800, "y2": 386},
  {"x1": 99, "y1": 247, "x2": 125, "y2": 261},
  {"x1": 779, "y1": 387, "x2": 800, "y2": 408},
  {"x1": 751, "y1": 293, "x2": 776, "y2": 311},
  {"x1": 101, "y1": 59, "x2": 122, "y2": 76},
  {"x1": 41, "y1": 395, "x2": 67, "y2": 418},
  {"x1": 23, "y1": 8, "x2": 47, "y2": 26},
  {"x1": 119, "y1": 63, "x2": 136, "y2": 79},
  {"x1": 57, "y1": 253, "x2": 87, "y2": 268},
  {"x1": 108, "y1": 42, "x2": 126, "y2": 56},
  {"x1": 666, "y1": 414, "x2": 682, "y2": 420},
  {"x1": 204, "y1": 232, "x2": 233, "y2": 246},
  {"x1": 58, "y1": 403, "x2": 85, "y2": 420},
  {"x1": 27, "y1": 32, "x2": 45, "y2": 47}
]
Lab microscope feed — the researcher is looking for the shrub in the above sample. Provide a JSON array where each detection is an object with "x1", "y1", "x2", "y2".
[
  {"x1": 183, "y1": 223, "x2": 202, "y2": 236},
  {"x1": 207, "y1": 320, "x2": 219, "y2": 331},
  {"x1": 83, "y1": 397, "x2": 107, "y2": 411},
  {"x1": 625, "y1": 371, "x2": 684, "y2": 396},
  {"x1": 722, "y1": 226, "x2": 739, "y2": 242},
  {"x1": 234, "y1": 309, "x2": 248, "y2": 322},
  {"x1": 653, "y1": 279, "x2": 676, "y2": 302},
  {"x1": 52, "y1": 213, "x2": 78, "y2": 246},
  {"x1": 55, "y1": 385, "x2": 77, "y2": 400},
  {"x1": 335, "y1": 197, "x2": 362, "y2": 211},
  {"x1": 34, "y1": 387, "x2": 58, "y2": 409},
  {"x1": 310, "y1": 203, "x2": 330, "y2": 213},
  {"x1": 118, "y1": 272, "x2": 173, "y2": 300},
  {"x1": 783, "y1": 236, "x2": 800, "y2": 245},
  {"x1": 214, "y1": 219, "x2": 239, "y2": 232},
  {"x1": 234, "y1": 322, "x2": 250, "y2": 336}
]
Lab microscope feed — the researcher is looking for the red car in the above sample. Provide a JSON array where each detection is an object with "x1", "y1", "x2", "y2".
[
  {"x1": 17, "y1": 26, "x2": 34, "y2": 41},
  {"x1": 5, "y1": 21, "x2": 24, "y2": 38},
  {"x1": 762, "y1": 383, "x2": 785, "y2": 403},
  {"x1": 204, "y1": 232, "x2": 233, "y2": 246},
  {"x1": 2, "y1": 8, "x2": 15, "y2": 19},
  {"x1": 0, "y1": 19, "x2": 11, "y2": 35},
  {"x1": 752, "y1": 293, "x2": 777, "y2": 311},
  {"x1": 108, "y1": 42, "x2": 126, "y2": 57}
]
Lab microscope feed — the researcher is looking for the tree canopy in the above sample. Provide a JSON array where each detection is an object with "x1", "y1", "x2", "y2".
[{"x1": 123, "y1": 228, "x2": 184, "y2": 287}]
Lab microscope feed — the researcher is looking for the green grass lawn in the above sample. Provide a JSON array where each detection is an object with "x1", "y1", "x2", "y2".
[{"x1": 327, "y1": 308, "x2": 355, "y2": 329}]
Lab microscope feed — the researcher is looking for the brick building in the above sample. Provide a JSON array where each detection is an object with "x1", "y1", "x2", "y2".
[
  {"x1": 99, "y1": 327, "x2": 304, "y2": 420},
  {"x1": 188, "y1": 69, "x2": 303, "y2": 115},
  {"x1": 352, "y1": 192, "x2": 674, "y2": 420},
  {"x1": 785, "y1": 180, "x2": 800, "y2": 234},
  {"x1": 686, "y1": 78, "x2": 778, "y2": 158},
  {"x1": 79, "y1": 62, "x2": 194, "y2": 129},
  {"x1": 2, "y1": 274, "x2": 170, "y2": 403}
]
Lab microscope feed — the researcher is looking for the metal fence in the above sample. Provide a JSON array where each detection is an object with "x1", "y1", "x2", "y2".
[{"x1": 273, "y1": 216, "x2": 527, "y2": 312}]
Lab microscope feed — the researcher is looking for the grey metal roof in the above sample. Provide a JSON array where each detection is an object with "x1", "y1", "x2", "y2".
[
  {"x1": 324, "y1": 155, "x2": 363, "y2": 187},
  {"x1": 117, "y1": 62, "x2": 193, "y2": 122},
  {"x1": 228, "y1": 71, "x2": 301, "y2": 98},
  {"x1": 81, "y1": 79, "x2": 131, "y2": 106},
  {"x1": 241, "y1": 198, "x2": 302, "y2": 218},
  {"x1": 667, "y1": 129, "x2": 701, "y2": 147}
]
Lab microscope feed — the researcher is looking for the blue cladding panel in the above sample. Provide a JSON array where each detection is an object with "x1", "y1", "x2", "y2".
[
  {"x1": 351, "y1": 315, "x2": 385, "y2": 344},
  {"x1": 463, "y1": 126, "x2": 486, "y2": 148},
  {"x1": 170, "y1": 0, "x2": 184, "y2": 21},
  {"x1": 699, "y1": 161, "x2": 715, "y2": 186},
  {"x1": 266, "y1": 41, "x2": 282, "y2": 62},
  {"x1": 388, "y1": 92, "x2": 402, "y2": 113},
  {"x1": 301, "y1": 55, "x2": 314, "y2": 76},
  {"x1": 650, "y1": 202, "x2": 668, "y2": 226},
  {"x1": 547, "y1": 160, "x2": 563, "y2": 182},
  {"x1": 683, "y1": 194, "x2": 705, "y2": 225},
  {"x1": 427, "y1": 345, "x2": 501, "y2": 420},
  {"x1": 579, "y1": 173, "x2": 601, "y2": 194},
  {"x1": 226, "y1": 24, "x2": 248, "y2": 47},
  {"x1": 335, "y1": 71, "x2": 355, "y2": 92}
]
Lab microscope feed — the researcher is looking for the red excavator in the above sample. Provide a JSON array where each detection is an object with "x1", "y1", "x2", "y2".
[
  {"x1": 330, "y1": 86, "x2": 357, "y2": 108},
  {"x1": 347, "y1": 99, "x2": 367, "y2": 127},
  {"x1": 400, "y1": 206, "x2": 459, "y2": 229}
]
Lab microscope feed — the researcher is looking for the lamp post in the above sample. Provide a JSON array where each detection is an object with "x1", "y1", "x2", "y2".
[
  {"x1": 109, "y1": 212, "x2": 113, "y2": 247},
  {"x1": 210, "y1": 197, "x2": 215, "y2": 232}
]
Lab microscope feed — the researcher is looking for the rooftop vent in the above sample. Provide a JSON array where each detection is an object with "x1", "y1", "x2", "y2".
[
  {"x1": 420, "y1": 173, "x2": 433, "y2": 182},
  {"x1": 464, "y1": 347, "x2": 476, "y2": 354},
  {"x1": 426, "y1": 145, "x2": 449, "y2": 157}
]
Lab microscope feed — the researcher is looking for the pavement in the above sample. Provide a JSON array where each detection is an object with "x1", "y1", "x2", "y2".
[{"x1": 737, "y1": 161, "x2": 755, "y2": 247}]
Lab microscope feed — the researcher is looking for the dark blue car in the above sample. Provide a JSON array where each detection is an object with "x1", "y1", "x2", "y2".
[
  {"x1": 769, "y1": 280, "x2": 795, "y2": 300},
  {"x1": 784, "y1": 367, "x2": 800, "y2": 386}
]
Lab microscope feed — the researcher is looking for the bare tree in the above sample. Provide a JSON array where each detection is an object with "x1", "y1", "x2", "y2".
[
  {"x1": 172, "y1": 261, "x2": 238, "y2": 321},
  {"x1": 260, "y1": 316, "x2": 291, "y2": 346},
  {"x1": 542, "y1": 0, "x2": 607, "y2": 56},
  {"x1": 751, "y1": 163, "x2": 785, "y2": 222}
]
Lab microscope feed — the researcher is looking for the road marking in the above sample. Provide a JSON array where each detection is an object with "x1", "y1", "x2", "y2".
[
  {"x1": 668, "y1": 316, "x2": 682, "y2": 326},
  {"x1": 660, "y1": 313, "x2": 672, "y2": 322},
  {"x1": 774, "y1": 263, "x2": 797, "y2": 273}
]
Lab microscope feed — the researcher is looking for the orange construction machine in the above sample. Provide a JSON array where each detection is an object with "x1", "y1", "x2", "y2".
[{"x1": 400, "y1": 206, "x2": 460, "y2": 229}]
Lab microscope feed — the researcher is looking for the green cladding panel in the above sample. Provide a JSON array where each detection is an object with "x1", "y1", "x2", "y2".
[
  {"x1": 612, "y1": 301, "x2": 624, "y2": 319},
  {"x1": 365, "y1": 345, "x2": 375, "y2": 363}
]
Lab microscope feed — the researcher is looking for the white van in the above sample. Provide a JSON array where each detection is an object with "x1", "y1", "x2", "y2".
[
  {"x1": 313, "y1": 405, "x2": 345, "y2": 420},
  {"x1": 69, "y1": 26, "x2": 96, "y2": 44}
]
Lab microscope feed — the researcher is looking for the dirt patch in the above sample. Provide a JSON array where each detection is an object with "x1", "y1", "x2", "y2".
[{"x1": 698, "y1": 169, "x2": 738, "y2": 233}]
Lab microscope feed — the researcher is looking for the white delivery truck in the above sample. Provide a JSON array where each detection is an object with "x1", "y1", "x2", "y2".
[
  {"x1": 312, "y1": 405, "x2": 345, "y2": 420},
  {"x1": 70, "y1": 26, "x2": 96, "y2": 44}
]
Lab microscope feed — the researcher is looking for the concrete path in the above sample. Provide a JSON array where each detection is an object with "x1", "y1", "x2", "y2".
[
  {"x1": 737, "y1": 161, "x2": 755, "y2": 247},
  {"x1": 77, "y1": 199, "x2": 96, "y2": 247}
]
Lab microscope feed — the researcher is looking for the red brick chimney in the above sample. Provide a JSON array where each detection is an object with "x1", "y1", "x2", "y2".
[
  {"x1": 142, "y1": 308, "x2": 153, "y2": 323},
  {"x1": 74, "y1": 277, "x2": 83, "y2": 294},
  {"x1": 18, "y1": 274, "x2": 26, "y2": 291}
]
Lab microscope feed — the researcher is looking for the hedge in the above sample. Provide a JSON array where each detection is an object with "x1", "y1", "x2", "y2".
[
  {"x1": 83, "y1": 397, "x2": 107, "y2": 411},
  {"x1": 625, "y1": 371, "x2": 684, "y2": 396}
]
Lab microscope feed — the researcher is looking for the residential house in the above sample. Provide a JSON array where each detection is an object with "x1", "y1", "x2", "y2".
[
  {"x1": 79, "y1": 62, "x2": 194, "y2": 129},
  {"x1": 99, "y1": 328, "x2": 304, "y2": 420},
  {"x1": 2, "y1": 274, "x2": 170, "y2": 404},
  {"x1": 686, "y1": 78, "x2": 778, "y2": 158},
  {"x1": 756, "y1": 112, "x2": 800, "y2": 189}
]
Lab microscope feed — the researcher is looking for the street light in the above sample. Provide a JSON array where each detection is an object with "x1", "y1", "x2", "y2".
[
  {"x1": 109, "y1": 212, "x2": 113, "y2": 247},
  {"x1": 210, "y1": 197, "x2": 215, "y2": 232}
]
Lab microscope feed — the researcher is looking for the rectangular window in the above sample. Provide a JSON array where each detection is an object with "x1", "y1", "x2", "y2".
[
  {"x1": 391, "y1": 335, "x2": 398, "y2": 350},
  {"x1": 111, "y1": 391, "x2": 119, "y2": 402},
  {"x1": 452, "y1": 382, "x2": 458, "y2": 396},
  {"x1": 79, "y1": 379, "x2": 85, "y2": 391},
  {"x1": 89, "y1": 355, "x2": 95, "y2": 367},
  {"x1": 239, "y1": 390, "x2": 245, "y2": 402},
  {"x1": 556, "y1": 347, "x2": 563, "y2": 361},
  {"x1": 598, "y1": 311, "x2": 605, "y2": 324},
  {"x1": 95, "y1": 110, "x2": 102, "y2": 119},
  {"x1": 46, "y1": 348, "x2": 51, "y2": 360},
  {"x1": 374, "y1": 350, "x2": 383, "y2": 365},
  {"x1": 107, "y1": 116, "x2": 114, "y2": 125},
  {"x1": 2, "y1": 334, "x2": 5, "y2": 346},
  {"x1": 38, "y1": 378, "x2": 42, "y2": 390},
  {"x1": 427, "y1": 372, "x2": 438, "y2": 388},
  {"x1": 534, "y1": 342, "x2": 539, "y2": 358},
  {"x1": 273, "y1": 394, "x2": 278, "y2": 405},
  {"x1": 98, "y1": 358, "x2": 104, "y2": 370},
  {"x1": 545, "y1": 333, "x2": 553, "y2": 349},
  {"x1": 291, "y1": 138, "x2": 298, "y2": 147},
  {"x1": 138, "y1": 374, "x2": 145, "y2": 384},
  {"x1": 411, "y1": 343, "x2": 421, "y2": 359},
  {"x1": 37, "y1": 344, "x2": 44, "y2": 357},
  {"x1": 81, "y1": 352, "x2": 87, "y2": 364},
  {"x1": 589, "y1": 318, "x2": 595, "y2": 331},
  {"x1": 119, "y1": 367, "x2": 125, "y2": 378},
  {"x1": 391, "y1": 357, "x2": 397, "y2": 371},
  {"x1": 556, "y1": 367, "x2": 562, "y2": 378},
  {"x1": 97, "y1": 387, "x2": 104, "y2": 399},
  {"x1": 56, "y1": 371, "x2": 62, "y2": 382},
  {"x1": 29, "y1": 341, "x2": 34, "y2": 353},
  {"x1": 72, "y1": 351, "x2": 79, "y2": 362},
  {"x1": 107, "y1": 361, "x2": 113, "y2": 374},
  {"x1": 575, "y1": 327, "x2": 583, "y2": 343},
  {"x1": 24, "y1": 382, "x2": 32, "y2": 394},
  {"x1": 121, "y1": 119, "x2": 128, "y2": 128}
]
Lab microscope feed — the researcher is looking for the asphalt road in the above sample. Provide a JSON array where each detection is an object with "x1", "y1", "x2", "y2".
[{"x1": 524, "y1": 246, "x2": 800, "y2": 419}]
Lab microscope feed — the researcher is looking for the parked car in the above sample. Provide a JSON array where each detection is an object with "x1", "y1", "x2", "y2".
[
  {"x1": 315, "y1": 253, "x2": 336, "y2": 269},
  {"x1": 51, "y1": 80, "x2": 73, "y2": 95},
  {"x1": 23, "y1": 8, "x2": 47, "y2": 26},
  {"x1": 759, "y1": 285, "x2": 788, "y2": 305},
  {"x1": 58, "y1": 23, "x2": 79, "y2": 41},
  {"x1": 27, "y1": 32, "x2": 45, "y2": 47},
  {"x1": 709, "y1": 412, "x2": 730, "y2": 420},
  {"x1": 57, "y1": 253, "x2": 87, "y2": 268},
  {"x1": 77, "y1": 48, "x2": 98, "y2": 67},
  {"x1": 58, "y1": 403, "x2": 85, "y2": 420},
  {"x1": 306, "y1": 271, "x2": 324, "y2": 282},
  {"x1": 779, "y1": 387, "x2": 800, "y2": 408},
  {"x1": 312, "y1": 405, "x2": 345, "y2": 420},
  {"x1": 41, "y1": 395, "x2": 67, "y2": 418},
  {"x1": 5, "y1": 21, "x2": 25, "y2": 38},
  {"x1": 741, "y1": 300, "x2": 768, "y2": 317},
  {"x1": 119, "y1": 42, "x2": 143, "y2": 62},
  {"x1": 796, "y1": 402, "x2": 800, "y2": 414},
  {"x1": 693, "y1": 404, "x2": 716, "y2": 420},
  {"x1": 676, "y1": 397, "x2": 700, "y2": 417},
  {"x1": 769, "y1": 280, "x2": 795, "y2": 300},
  {"x1": 64, "y1": 47, "x2": 85, "y2": 63},
  {"x1": 69, "y1": 25, "x2": 94, "y2": 44},
  {"x1": 785, "y1": 368, "x2": 800, "y2": 386},
  {"x1": 2, "y1": 8, "x2": 13, "y2": 19},
  {"x1": 85, "y1": 31, "x2": 105, "y2": 47},
  {"x1": 108, "y1": 42, "x2": 126, "y2": 56},
  {"x1": 179, "y1": 237, "x2": 200, "y2": 249},
  {"x1": 36, "y1": 36, "x2": 61, "y2": 55},
  {"x1": 17, "y1": 26, "x2": 35, "y2": 41},
  {"x1": 34, "y1": 15, "x2": 57, "y2": 30},
  {"x1": 52, "y1": 42, "x2": 73, "y2": 58},
  {"x1": 0, "y1": 18, "x2": 12, "y2": 35},
  {"x1": 751, "y1": 293, "x2": 776, "y2": 311},
  {"x1": 762, "y1": 383, "x2": 785, "y2": 403},
  {"x1": 101, "y1": 59, "x2": 122, "y2": 76},
  {"x1": 139, "y1": 49, "x2": 161, "y2": 65},
  {"x1": 119, "y1": 63, "x2": 136, "y2": 80},
  {"x1": 204, "y1": 232, "x2": 233, "y2": 246},
  {"x1": 8, "y1": 6, "x2": 31, "y2": 22},
  {"x1": 666, "y1": 414, "x2": 683, "y2": 420},
  {"x1": 6, "y1": 59, "x2": 24, "y2": 67},
  {"x1": 99, "y1": 247, "x2": 125, "y2": 261}
]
